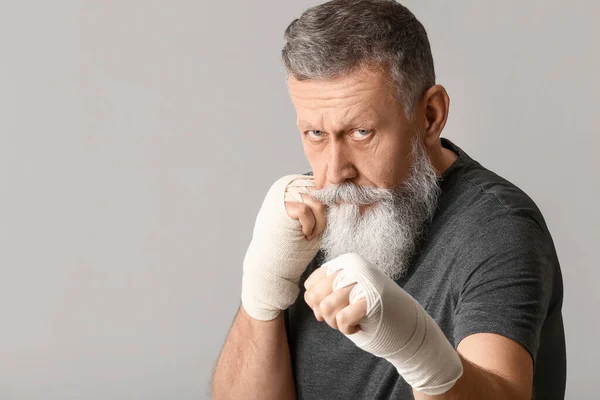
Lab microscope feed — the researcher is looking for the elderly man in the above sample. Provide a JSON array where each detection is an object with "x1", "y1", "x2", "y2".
[{"x1": 212, "y1": 1, "x2": 566, "y2": 399}]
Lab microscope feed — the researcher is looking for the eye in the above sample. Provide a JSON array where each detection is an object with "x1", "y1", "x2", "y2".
[
  {"x1": 306, "y1": 130, "x2": 324, "y2": 140},
  {"x1": 351, "y1": 129, "x2": 371, "y2": 140}
]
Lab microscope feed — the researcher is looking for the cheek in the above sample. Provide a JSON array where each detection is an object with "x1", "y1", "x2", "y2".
[
  {"x1": 303, "y1": 146, "x2": 326, "y2": 187},
  {"x1": 358, "y1": 157, "x2": 397, "y2": 188},
  {"x1": 361, "y1": 137, "x2": 412, "y2": 188},
  {"x1": 392, "y1": 147, "x2": 414, "y2": 186},
  {"x1": 388, "y1": 148, "x2": 412, "y2": 185}
]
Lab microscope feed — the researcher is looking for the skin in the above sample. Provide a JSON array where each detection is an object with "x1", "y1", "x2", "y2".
[{"x1": 287, "y1": 66, "x2": 533, "y2": 400}]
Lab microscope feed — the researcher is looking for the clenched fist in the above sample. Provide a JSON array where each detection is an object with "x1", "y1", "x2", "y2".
[
  {"x1": 241, "y1": 175, "x2": 327, "y2": 321},
  {"x1": 304, "y1": 253, "x2": 463, "y2": 395}
]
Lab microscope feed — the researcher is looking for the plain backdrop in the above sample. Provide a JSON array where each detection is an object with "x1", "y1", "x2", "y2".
[{"x1": 0, "y1": 1, "x2": 598, "y2": 399}]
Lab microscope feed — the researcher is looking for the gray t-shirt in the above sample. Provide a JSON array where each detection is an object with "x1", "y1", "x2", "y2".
[{"x1": 284, "y1": 138, "x2": 566, "y2": 399}]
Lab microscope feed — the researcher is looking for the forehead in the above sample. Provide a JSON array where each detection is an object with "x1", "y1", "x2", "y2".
[{"x1": 287, "y1": 67, "x2": 396, "y2": 111}]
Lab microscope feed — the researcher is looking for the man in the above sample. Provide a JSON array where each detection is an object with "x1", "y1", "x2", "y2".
[{"x1": 212, "y1": 0, "x2": 566, "y2": 399}]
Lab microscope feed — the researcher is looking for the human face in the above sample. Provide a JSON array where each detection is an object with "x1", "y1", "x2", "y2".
[{"x1": 288, "y1": 67, "x2": 418, "y2": 191}]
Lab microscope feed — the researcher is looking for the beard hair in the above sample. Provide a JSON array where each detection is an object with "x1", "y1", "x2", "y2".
[{"x1": 310, "y1": 134, "x2": 442, "y2": 280}]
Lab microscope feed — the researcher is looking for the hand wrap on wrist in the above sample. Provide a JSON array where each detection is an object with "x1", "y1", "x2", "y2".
[
  {"x1": 241, "y1": 175, "x2": 320, "y2": 321},
  {"x1": 325, "y1": 253, "x2": 463, "y2": 395}
]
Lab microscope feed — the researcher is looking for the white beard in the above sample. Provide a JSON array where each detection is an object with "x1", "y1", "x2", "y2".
[{"x1": 311, "y1": 136, "x2": 441, "y2": 280}]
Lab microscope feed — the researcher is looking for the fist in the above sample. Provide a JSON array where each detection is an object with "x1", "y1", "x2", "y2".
[
  {"x1": 284, "y1": 177, "x2": 327, "y2": 240},
  {"x1": 241, "y1": 175, "x2": 327, "y2": 321},
  {"x1": 305, "y1": 253, "x2": 464, "y2": 395},
  {"x1": 303, "y1": 265, "x2": 368, "y2": 335}
]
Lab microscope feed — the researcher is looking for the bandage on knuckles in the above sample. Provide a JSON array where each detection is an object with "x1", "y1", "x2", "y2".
[{"x1": 284, "y1": 176, "x2": 316, "y2": 203}]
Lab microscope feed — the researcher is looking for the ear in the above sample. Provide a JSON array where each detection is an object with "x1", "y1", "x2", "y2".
[{"x1": 421, "y1": 85, "x2": 450, "y2": 147}]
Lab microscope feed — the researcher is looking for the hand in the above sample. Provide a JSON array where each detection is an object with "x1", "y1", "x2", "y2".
[
  {"x1": 303, "y1": 266, "x2": 367, "y2": 335},
  {"x1": 305, "y1": 253, "x2": 463, "y2": 396},
  {"x1": 241, "y1": 175, "x2": 326, "y2": 321},
  {"x1": 284, "y1": 178, "x2": 327, "y2": 241}
]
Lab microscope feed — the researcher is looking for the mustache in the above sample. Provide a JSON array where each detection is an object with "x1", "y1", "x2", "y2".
[{"x1": 311, "y1": 182, "x2": 396, "y2": 206}]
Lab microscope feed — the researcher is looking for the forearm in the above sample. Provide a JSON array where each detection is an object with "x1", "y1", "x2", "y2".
[
  {"x1": 412, "y1": 354, "x2": 530, "y2": 400},
  {"x1": 212, "y1": 305, "x2": 296, "y2": 400}
]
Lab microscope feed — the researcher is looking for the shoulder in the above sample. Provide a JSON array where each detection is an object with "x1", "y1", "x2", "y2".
[
  {"x1": 439, "y1": 157, "x2": 550, "y2": 245},
  {"x1": 438, "y1": 139, "x2": 548, "y2": 234},
  {"x1": 433, "y1": 151, "x2": 559, "y2": 287}
]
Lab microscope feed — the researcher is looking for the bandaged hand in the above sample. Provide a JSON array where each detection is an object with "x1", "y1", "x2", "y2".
[
  {"x1": 304, "y1": 253, "x2": 463, "y2": 395},
  {"x1": 241, "y1": 175, "x2": 326, "y2": 321}
]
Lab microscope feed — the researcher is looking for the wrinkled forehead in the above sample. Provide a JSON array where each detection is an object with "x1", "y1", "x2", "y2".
[
  {"x1": 287, "y1": 69, "x2": 398, "y2": 129},
  {"x1": 287, "y1": 67, "x2": 394, "y2": 102}
]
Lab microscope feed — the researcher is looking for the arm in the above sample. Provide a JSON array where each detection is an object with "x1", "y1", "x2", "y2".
[
  {"x1": 211, "y1": 305, "x2": 296, "y2": 400},
  {"x1": 212, "y1": 175, "x2": 325, "y2": 399},
  {"x1": 417, "y1": 213, "x2": 556, "y2": 399},
  {"x1": 303, "y1": 245, "x2": 544, "y2": 397},
  {"x1": 412, "y1": 333, "x2": 533, "y2": 400}
]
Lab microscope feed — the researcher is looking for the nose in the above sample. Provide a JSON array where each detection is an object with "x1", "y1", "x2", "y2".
[{"x1": 325, "y1": 141, "x2": 356, "y2": 185}]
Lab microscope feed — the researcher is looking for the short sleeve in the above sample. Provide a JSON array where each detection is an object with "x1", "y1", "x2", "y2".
[{"x1": 452, "y1": 210, "x2": 556, "y2": 363}]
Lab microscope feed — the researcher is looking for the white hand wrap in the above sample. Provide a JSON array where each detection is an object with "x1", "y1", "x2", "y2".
[
  {"x1": 241, "y1": 175, "x2": 320, "y2": 321},
  {"x1": 324, "y1": 253, "x2": 463, "y2": 395}
]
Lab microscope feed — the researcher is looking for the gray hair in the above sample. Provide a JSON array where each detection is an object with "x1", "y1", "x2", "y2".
[{"x1": 281, "y1": 0, "x2": 436, "y2": 117}]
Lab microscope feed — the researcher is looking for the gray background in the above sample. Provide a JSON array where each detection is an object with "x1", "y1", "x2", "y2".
[{"x1": 0, "y1": 1, "x2": 597, "y2": 399}]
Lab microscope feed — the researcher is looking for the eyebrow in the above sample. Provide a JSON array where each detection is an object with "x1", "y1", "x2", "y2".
[{"x1": 297, "y1": 115, "x2": 377, "y2": 130}]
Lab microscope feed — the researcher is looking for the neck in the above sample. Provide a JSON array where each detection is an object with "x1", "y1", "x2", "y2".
[{"x1": 428, "y1": 140, "x2": 458, "y2": 175}]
